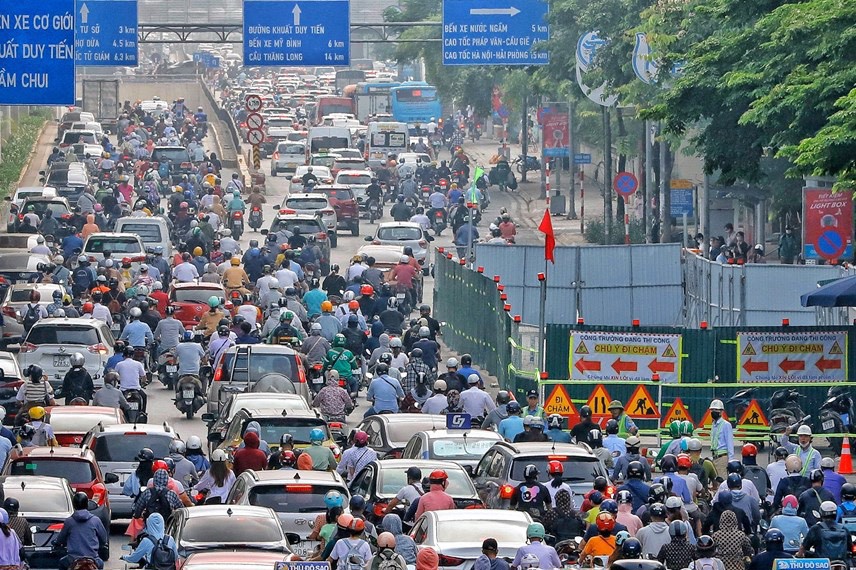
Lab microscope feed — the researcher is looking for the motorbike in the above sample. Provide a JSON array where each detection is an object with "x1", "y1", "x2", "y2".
[
  {"x1": 307, "y1": 362, "x2": 325, "y2": 396},
  {"x1": 157, "y1": 349, "x2": 179, "y2": 390},
  {"x1": 248, "y1": 206, "x2": 264, "y2": 231},
  {"x1": 175, "y1": 375, "x2": 206, "y2": 419},
  {"x1": 132, "y1": 345, "x2": 153, "y2": 385},
  {"x1": 368, "y1": 199, "x2": 382, "y2": 224},
  {"x1": 432, "y1": 209, "x2": 446, "y2": 236},
  {"x1": 230, "y1": 210, "x2": 244, "y2": 241},
  {"x1": 467, "y1": 120, "x2": 482, "y2": 142},
  {"x1": 512, "y1": 154, "x2": 541, "y2": 174},
  {"x1": 420, "y1": 184, "x2": 432, "y2": 205},
  {"x1": 820, "y1": 386, "x2": 856, "y2": 454},
  {"x1": 123, "y1": 388, "x2": 147, "y2": 423}
]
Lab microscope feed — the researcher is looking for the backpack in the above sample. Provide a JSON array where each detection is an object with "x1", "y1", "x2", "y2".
[
  {"x1": 819, "y1": 523, "x2": 848, "y2": 560},
  {"x1": 343, "y1": 540, "x2": 367, "y2": 570},
  {"x1": 74, "y1": 266, "x2": 92, "y2": 290},
  {"x1": 840, "y1": 503, "x2": 856, "y2": 532},
  {"x1": 143, "y1": 487, "x2": 174, "y2": 522},
  {"x1": 148, "y1": 537, "x2": 176, "y2": 570},
  {"x1": 22, "y1": 304, "x2": 40, "y2": 332}
]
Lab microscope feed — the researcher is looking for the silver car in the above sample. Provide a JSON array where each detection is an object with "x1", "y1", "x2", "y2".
[
  {"x1": 400, "y1": 429, "x2": 504, "y2": 470},
  {"x1": 278, "y1": 193, "x2": 338, "y2": 237},
  {"x1": 365, "y1": 221, "x2": 433, "y2": 271},
  {"x1": 226, "y1": 469, "x2": 350, "y2": 558},
  {"x1": 0, "y1": 283, "x2": 65, "y2": 340}
]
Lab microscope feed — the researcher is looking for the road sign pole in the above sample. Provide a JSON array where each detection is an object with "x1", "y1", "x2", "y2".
[
  {"x1": 580, "y1": 169, "x2": 585, "y2": 234},
  {"x1": 624, "y1": 196, "x2": 630, "y2": 245},
  {"x1": 653, "y1": 373, "x2": 662, "y2": 447},
  {"x1": 545, "y1": 160, "x2": 551, "y2": 208},
  {"x1": 538, "y1": 271, "x2": 547, "y2": 372}
]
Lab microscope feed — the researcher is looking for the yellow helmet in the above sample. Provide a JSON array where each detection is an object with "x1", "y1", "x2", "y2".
[
  {"x1": 321, "y1": 300, "x2": 333, "y2": 312},
  {"x1": 29, "y1": 406, "x2": 46, "y2": 420},
  {"x1": 174, "y1": 186, "x2": 183, "y2": 193},
  {"x1": 231, "y1": 257, "x2": 240, "y2": 266},
  {"x1": 193, "y1": 247, "x2": 203, "y2": 257}
]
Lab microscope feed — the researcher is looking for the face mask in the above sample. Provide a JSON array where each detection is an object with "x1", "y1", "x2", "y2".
[{"x1": 711, "y1": 411, "x2": 721, "y2": 420}]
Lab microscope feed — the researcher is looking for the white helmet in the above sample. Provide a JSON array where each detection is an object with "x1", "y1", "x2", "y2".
[
  {"x1": 153, "y1": 281, "x2": 163, "y2": 291},
  {"x1": 709, "y1": 399, "x2": 724, "y2": 411},
  {"x1": 187, "y1": 435, "x2": 202, "y2": 450},
  {"x1": 343, "y1": 291, "x2": 355, "y2": 302},
  {"x1": 212, "y1": 449, "x2": 228, "y2": 462},
  {"x1": 136, "y1": 285, "x2": 150, "y2": 297},
  {"x1": 520, "y1": 554, "x2": 540, "y2": 569},
  {"x1": 796, "y1": 425, "x2": 813, "y2": 436},
  {"x1": 129, "y1": 307, "x2": 142, "y2": 318}
]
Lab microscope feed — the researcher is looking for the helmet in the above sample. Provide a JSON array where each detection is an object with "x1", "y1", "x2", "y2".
[
  {"x1": 208, "y1": 296, "x2": 220, "y2": 308},
  {"x1": 649, "y1": 502, "x2": 667, "y2": 518},
  {"x1": 349, "y1": 495, "x2": 366, "y2": 512},
  {"x1": 726, "y1": 460, "x2": 744, "y2": 476},
  {"x1": 797, "y1": 425, "x2": 813, "y2": 436},
  {"x1": 764, "y1": 529, "x2": 785, "y2": 547},
  {"x1": 29, "y1": 406, "x2": 46, "y2": 420},
  {"x1": 668, "y1": 420, "x2": 682, "y2": 438},
  {"x1": 669, "y1": 520, "x2": 687, "y2": 537},
  {"x1": 680, "y1": 420, "x2": 694, "y2": 436},
  {"x1": 616, "y1": 490, "x2": 633, "y2": 504},
  {"x1": 429, "y1": 470, "x2": 448, "y2": 483},
  {"x1": 377, "y1": 532, "x2": 396, "y2": 549},
  {"x1": 231, "y1": 257, "x2": 241, "y2": 266},
  {"x1": 360, "y1": 284, "x2": 374, "y2": 296},
  {"x1": 579, "y1": 405, "x2": 592, "y2": 419},
  {"x1": 333, "y1": 334, "x2": 346, "y2": 347},
  {"x1": 726, "y1": 473, "x2": 742, "y2": 489},
  {"x1": 688, "y1": 438, "x2": 703, "y2": 451},
  {"x1": 336, "y1": 513, "x2": 355, "y2": 529},
  {"x1": 587, "y1": 427, "x2": 603, "y2": 447},
  {"x1": 212, "y1": 449, "x2": 228, "y2": 462},
  {"x1": 169, "y1": 440, "x2": 187, "y2": 455},
  {"x1": 709, "y1": 399, "x2": 724, "y2": 411},
  {"x1": 677, "y1": 453, "x2": 692, "y2": 469},
  {"x1": 310, "y1": 428, "x2": 325, "y2": 442},
  {"x1": 506, "y1": 401, "x2": 521, "y2": 414},
  {"x1": 526, "y1": 522, "x2": 545, "y2": 540},
  {"x1": 321, "y1": 301, "x2": 333, "y2": 312},
  {"x1": 696, "y1": 535, "x2": 715, "y2": 554},
  {"x1": 665, "y1": 496, "x2": 683, "y2": 511},
  {"x1": 411, "y1": 348, "x2": 423, "y2": 359},
  {"x1": 348, "y1": 518, "x2": 365, "y2": 532},
  {"x1": 187, "y1": 436, "x2": 202, "y2": 450},
  {"x1": 348, "y1": 300, "x2": 359, "y2": 311},
  {"x1": 3, "y1": 498, "x2": 19, "y2": 515},
  {"x1": 496, "y1": 391, "x2": 511, "y2": 405},
  {"x1": 72, "y1": 492, "x2": 90, "y2": 511},
  {"x1": 279, "y1": 450, "x2": 296, "y2": 467},
  {"x1": 742, "y1": 443, "x2": 757, "y2": 458},
  {"x1": 843, "y1": 483, "x2": 856, "y2": 501},
  {"x1": 625, "y1": 435, "x2": 641, "y2": 449},
  {"x1": 820, "y1": 500, "x2": 838, "y2": 518},
  {"x1": 649, "y1": 485, "x2": 666, "y2": 504},
  {"x1": 280, "y1": 311, "x2": 293, "y2": 323},
  {"x1": 622, "y1": 538, "x2": 642, "y2": 558},
  {"x1": 660, "y1": 454, "x2": 677, "y2": 473},
  {"x1": 594, "y1": 476, "x2": 608, "y2": 491},
  {"x1": 70, "y1": 352, "x2": 85, "y2": 367},
  {"x1": 152, "y1": 460, "x2": 169, "y2": 472},
  {"x1": 523, "y1": 464, "x2": 539, "y2": 480},
  {"x1": 520, "y1": 554, "x2": 540, "y2": 570},
  {"x1": 595, "y1": 512, "x2": 615, "y2": 532},
  {"x1": 548, "y1": 460, "x2": 563, "y2": 475},
  {"x1": 627, "y1": 461, "x2": 645, "y2": 479},
  {"x1": 129, "y1": 307, "x2": 142, "y2": 318},
  {"x1": 136, "y1": 448, "x2": 155, "y2": 462},
  {"x1": 353, "y1": 431, "x2": 369, "y2": 446},
  {"x1": 605, "y1": 419, "x2": 619, "y2": 434},
  {"x1": 324, "y1": 490, "x2": 344, "y2": 509},
  {"x1": 600, "y1": 499, "x2": 618, "y2": 515},
  {"x1": 809, "y1": 468, "x2": 824, "y2": 483},
  {"x1": 607, "y1": 400, "x2": 623, "y2": 411},
  {"x1": 375, "y1": 363, "x2": 390, "y2": 375},
  {"x1": 822, "y1": 457, "x2": 835, "y2": 469},
  {"x1": 774, "y1": 446, "x2": 789, "y2": 460},
  {"x1": 217, "y1": 325, "x2": 230, "y2": 337},
  {"x1": 379, "y1": 353, "x2": 393, "y2": 364}
]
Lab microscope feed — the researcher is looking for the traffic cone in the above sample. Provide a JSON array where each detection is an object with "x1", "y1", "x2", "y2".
[{"x1": 840, "y1": 437, "x2": 854, "y2": 475}]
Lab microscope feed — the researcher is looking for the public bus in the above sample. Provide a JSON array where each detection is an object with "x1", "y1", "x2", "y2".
[
  {"x1": 390, "y1": 82, "x2": 442, "y2": 133},
  {"x1": 352, "y1": 81, "x2": 400, "y2": 122},
  {"x1": 335, "y1": 69, "x2": 367, "y2": 94},
  {"x1": 365, "y1": 122, "x2": 409, "y2": 168},
  {"x1": 314, "y1": 96, "x2": 355, "y2": 125}
]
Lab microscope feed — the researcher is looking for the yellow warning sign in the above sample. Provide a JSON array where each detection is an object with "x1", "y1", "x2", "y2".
[
  {"x1": 662, "y1": 344, "x2": 676, "y2": 358},
  {"x1": 543, "y1": 385, "x2": 579, "y2": 420},
  {"x1": 830, "y1": 341, "x2": 843, "y2": 355},
  {"x1": 661, "y1": 398, "x2": 693, "y2": 427},
  {"x1": 738, "y1": 399, "x2": 769, "y2": 427},
  {"x1": 626, "y1": 385, "x2": 659, "y2": 419},
  {"x1": 575, "y1": 341, "x2": 589, "y2": 355},
  {"x1": 587, "y1": 384, "x2": 612, "y2": 416},
  {"x1": 742, "y1": 343, "x2": 756, "y2": 356},
  {"x1": 698, "y1": 409, "x2": 729, "y2": 428}
]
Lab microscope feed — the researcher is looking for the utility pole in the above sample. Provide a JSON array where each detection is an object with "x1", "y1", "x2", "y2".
[
  {"x1": 602, "y1": 107, "x2": 613, "y2": 244},
  {"x1": 567, "y1": 98, "x2": 577, "y2": 220},
  {"x1": 521, "y1": 94, "x2": 529, "y2": 183}
]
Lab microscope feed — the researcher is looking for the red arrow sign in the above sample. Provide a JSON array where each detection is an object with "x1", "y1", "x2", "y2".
[
  {"x1": 816, "y1": 357, "x2": 842, "y2": 373},
  {"x1": 779, "y1": 358, "x2": 806, "y2": 373},
  {"x1": 612, "y1": 358, "x2": 638, "y2": 374},
  {"x1": 742, "y1": 358, "x2": 769, "y2": 375},
  {"x1": 575, "y1": 359, "x2": 601, "y2": 374},
  {"x1": 648, "y1": 359, "x2": 676, "y2": 373}
]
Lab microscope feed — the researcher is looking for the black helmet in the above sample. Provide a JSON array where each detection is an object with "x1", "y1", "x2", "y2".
[
  {"x1": 593, "y1": 476, "x2": 608, "y2": 491},
  {"x1": 660, "y1": 454, "x2": 678, "y2": 473},
  {"x1": 496, "y1": 391, "x2": 510, "y2": 405},
  {"x1": 764, "y1": 529, "x2": 785, "y2": 547},
  {"x1": 217, "y1": 325, "x2": 230, "y2": 336},
  {"x1": 375, "y1": 362, "x2": 390, "y2": 375},
  {"x1": 461, "y1": 354, "x2": 472, "y2": 366},
  {"x1": 696, "y1": 535, "x2": 715, "y2": 553},
  {"x1": 649, "y1": 502, "x2": 667, "y2": 519},
  {"x1": 605, "y1": 419, "x2": 619, "y2": 434},
  {"x1": 648, "y1": 483, "x2": 666, "y2": 504},
  {"x1": 621, "y1": 538, "x2": 642, "y2": 558},
  {"x1": 774, "y1": 446, "x2": 789, "y2": 460},
  {"x1": 726, "y1": 460, "x2": 744, "y2": 476},
  {"x1": 726, "y1": 473, "x2": 742, "y2": 489},
  {"x1": 616, "y1": 490, "x2": 633, "y2": 504},
  {"x1": 72, "y1": 491, "x2": 90, "y2": 511},
  {"x1": 579, "y1": 405, "x2": 592, "y2": 419},
  {"x1": 587, "y1": 427, "x2": 603, "y2": 448},
  {"x1": 842, "y1": 483, "x2": 856, "y2": 501},
  {"x1": 523, "y1": 464, "x2": 539, "y2": 480},
  {"x1": 378, "y1": 353, "x2": 393, "y2": 364},
  {"x1": 809, "y1": 468, "x2": 825, "y2": 483},
  {"x1": 627, "y1": 461, "x2": 645, "y2": 479},
  {"x1": 136, "y1": 447, "x2": 155, "y2": 462},
  {"x1": 600, "y1": 499, "x2": 618, "y2": 515},
  {"x1": 27, "y1": 365, "x2": 43, "y2": 380},
  {"x1": 123, "y1": 346, "x2": 135, "y2": 358},
  {"x1": 3, "y1": 498, "x2": 19, "y2": 514},
  {"x1": 411, "y1": 347, "x2": 423, "y2": 359}
]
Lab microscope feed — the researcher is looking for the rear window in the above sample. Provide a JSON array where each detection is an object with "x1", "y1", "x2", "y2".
[
  {"x1": 277, "y1": 144, "x2": 305, "y2": 155},
  {"x1": 268, "y1": 119, "x2": 293, "y2": 128},
  {"x1": 0, "y1": 357, "x2": 20, "y2": 380},
  {"x1": 310, "y1": 156, "x2": 337, "y2": 168},
  {"x1": 379, "y1": 467, "x2": 472, "y2": 496},
  {"x1": 85, "y1": 237, "x2": 142, "y2": 255},
  {"x1": 151, "y1": 148, "x2": 191, "y2": 164},
  {"x1": 245, "y1": 418, "x2": 327, "y2": 445},
  {"x1": 182, "y1": 515, "x2": 283, "y2": 543},
  {"x1": 27, "y1": 325, "x2": 100, "y2": 346},
  {"x1": 385, "y1": 421, "x2": 442, "y2": 444},
  {"x1": 287, "y1": 132, "x2": 308, "y2": 142},
  {"x1": 224, "y1": 352, "x2": 296, "y2": 383},
  {"x1": 49, "y1": 412, "x2": 121, "y2": 434},
  {"x1": 91, "y1": 433, "x2": 173, "y2": 462},
  {"x1": 61, "y1": 132, "x2": 96, "y2": 145},
  {"x1": 285, "y1": 198, "x2": 328, "y2": 211},
  {"x1": 310, "y1": 137, "x2": 348, "y2": 153},
  {"x1": 436, "y1": 519, "x2": 527, "y2": 543},
  {"x1": 5, "y1": 485, "x2": 70, "y2": 513},
  {"x1": 430, "y1": 437, "x2": 497, "y2": 461},
  {"x1": 116, "y1": 223, "x2": 163, "y2": 244},
  {"x1": 271, "y1": 219, "x2": 324, "y2": 235},
  {"x1": 336, "y1": 174, "x2": 371, "y2": 185},
  {"x1": 9, "y1": 459, "x2": 96, "y2": 483},
  {"x1": 377, "y1": 227, "x2": 423, "y2": 241},
  {"x1": 172, "y1": 288, "x2": 225, "y2": 304},
  {"x1": 23, "y1": 201, "x2": 69, "y2": 217},
  {"x1": 248, "y1": 484, "x2": 344, "y2": 513},
  {"x1": 313, "y1": 188, "x2": 353, "y2": 201},
  {"x1": 511, "y1": 457, "x2": 602, "y2": 483}
]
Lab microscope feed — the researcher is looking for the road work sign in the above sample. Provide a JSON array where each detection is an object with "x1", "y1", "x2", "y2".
[
  {"x1": 570, "y1": 331, "x2": 681, "y2": 383},
  {"x1": 737, "y1": 330, "x2": 847, "y2": 383}
]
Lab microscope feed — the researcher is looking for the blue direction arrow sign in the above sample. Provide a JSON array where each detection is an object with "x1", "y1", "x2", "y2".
[
  {"x1": 243, "y1": 0, "x2": 349, "y2": 67},
  {"x1": 442, "y1": 0, "x2": 549, "y2": 66},
  {"x1": 75, "y1": 0, "x2": 138, "y2": 66},
  {"x1": 574, "y1": 153, "x2": 592, "y2": 164},
  {"x1": 0, "y1": 0, "x2": 76, "y2": 105},
  {"x1": 193, "y1": 52, "x2": 220, "y2": 69}
]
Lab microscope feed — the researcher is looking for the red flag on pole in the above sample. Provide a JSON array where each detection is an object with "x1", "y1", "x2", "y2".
[{"x1": 539, "y1": 209, "x2": 555, "y2": 263}]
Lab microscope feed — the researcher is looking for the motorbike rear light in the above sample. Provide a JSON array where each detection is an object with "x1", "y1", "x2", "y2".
[
  {"x1": 180, "y1": 162, "x2": 192, "y2": 169},
  {"x1": 19, "y1": 342, "x2": 37, "y2": 353},
  {"x1": 438, "y1": 555, "x2": 465, "y2": 567},
  {"x1": 435, "y1": 211, "x2": 443, "y2": 217},
  {"x1": 90, "y1": 482, "x2": 107, "y2": 505},
  {"x1": 88, "y1": 343, "x2": 109, "y2": 355},
  {"x1": 285, "y1": 484, "x2": 312, "y2": 492},
  {"x1": 233, "y1": 212, "x2": 243, "y2": 219},
  {"x1": 499, "y1": 484, "x2": 515, "y2": 499},
  {"x1": 316, "y1": 232, "x2": 327, "y2": 241},
  {"x1": 329, "y1": 421, "x2": 343, "y2": 429},
  {"x1": 273, "y1": 152, "x2": 280, "y2": 160},
  {"x1": 46, "y1": 523, "x2": 64, "y2": 532},
  {"x1": 279, "y1": 209, "x2": 297, "y2": 215}
]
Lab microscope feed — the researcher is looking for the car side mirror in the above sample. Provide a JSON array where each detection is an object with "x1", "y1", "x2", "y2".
[
  {"x1": 201, "y1": 413, "x2": 215, "y2": 423},
  {"x1": 260, "y1": 229, "x2": 269, "y2": 235},
  {"x1": 208, "y1": 432, "x2": 223, "y2": 443},
  {"x1": 285, "y1": 532, "x2": 301, "y2": 545},
  {"x1": 426, "y1": 235, "x2": 434, "y2": 242},
  {"x1": 104, "y1": 472, "x2": 120, "y2": 484},
  {"x1": 463, "y1": 465, "x2": 474, "y2": 477},
  {"x1": 364, "y1": 236, "x2": 372, "y2": 242}
]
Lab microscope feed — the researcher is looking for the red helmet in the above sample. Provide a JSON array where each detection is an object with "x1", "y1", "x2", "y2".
[
  {"x1": 337, "y1": 514, "x2": 355, "y2": 528},
  {"x1": 353, "y1": 431, "x2": 369, "y2": 446},
  {"x1": 676, "y1": 453, "x2": 692, "y2": 469},
  {"x1": 360, "y1": 284, "x2": 374, "y2": 296},
  {"x1": 596, "y1": 512, "x2": 616, "y2": 532},
  {"x1": 230, "y1": 290, "x2": 242, "y2": 300},
  {"x1": 348, "y1": 300, "x2": 359, "y2": 310},
  {"x1": 180, "y1": 201, "x2": 188, "y2": 209},
  {"x1": 348, "y1": 518, "x2": 366, "y2": 532},
  {"x1": 429, "y1": 470, "x2": 448, "y2": 482},
  {"x1": 122, "y1": 257, "x2": 132, "y2": 266},
  {"x1": 152, "y1": 460, "x2": 169, "y2": 472},
  {"x1": 280, "y1": 450, "x2": 296, "y2": 467},
  {"x1": 742, "y1": 443, "x2": 757, "y2": 458},
  {"x1": 82, "y1": 302, "x2": 94, "y2": 314},
  {"x1": 548, "y1": 460, "x2": 564, "y2": 475}
]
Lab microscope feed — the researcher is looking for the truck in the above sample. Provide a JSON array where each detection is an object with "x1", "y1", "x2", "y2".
[{"x1": 80, "y1": 79, "x2": 120, "y2": 134}]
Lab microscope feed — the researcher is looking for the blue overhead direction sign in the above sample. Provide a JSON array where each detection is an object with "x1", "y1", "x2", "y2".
[
  {"x1": 193, "y1": 52, "x2": 220, "y2": 68},
  {"x1": 443, "y1": 0, "x2": 549, "y2": 66},
  {"x1": 0, "y1": 0, "x2": 76, "y2": 105},
  {"x1": 243, "y1": 0, "x2": 350, "y2": 67},
  {"x1": 75, "y1": 0, "x2": 138, "y2": 66}
]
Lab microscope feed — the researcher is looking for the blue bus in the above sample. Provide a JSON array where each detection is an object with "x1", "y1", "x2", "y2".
[{"x1": 390, "y1": 82, "x2": 442, "y2": 132}]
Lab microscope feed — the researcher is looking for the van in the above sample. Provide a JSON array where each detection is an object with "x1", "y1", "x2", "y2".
[
  {"x1": 306, "y1": 126, "x2": 350, "y2": 160},
  {"x1": 113, "y1": 217, "x2": 172, "y2": 258}
]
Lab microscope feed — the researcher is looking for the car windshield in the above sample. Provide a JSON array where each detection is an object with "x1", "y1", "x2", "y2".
[
  {"x1": 436, "y1": 519, "x2": 528, "y2": 543},
  {"x1": 385, "y1": 421, "x2": 443, "y2": 445},
  {"x1": 278, "y1": 144, "x2": 305, "y2": 155},
  {"x1": 310, "y1": 137, "x2": 348, "y2": 153},
  {"x1": 310, "y1": 156, "x2": 337, "y2": 168},
  {"x1": 173, "y1": 288, "x2": 225, "y2": 304},
  {"x1": 268, "y1": 119, "x2": 292, "y2": 128},
  {"x1": 91, "y1": 433, "x2": 173, "y2": 462},
  {"x1": 0, "y1": 254, "x2": 41, "y2": 272},
  {"x1": 285, "y1": 198, "x2": 328, "y2": 210},
  {"x1": 225, "y1": 397, "x2": 307, "y2": 420},
  {"x1": 9, "y1": 459, "x2": 96, "y2": 484},
  {"x1": 511, "y1": 457, "x2": 602, "y2": 483},
  {"x1": 336, "y1": 174, "x2": 371, "y2": 185},
  {"x1": 182, "y1": 515, "x2": 283, "y2": 544},
  {"x1": 248, "y1": 484, "x2": 344, "y2": 513},
  {"x1": 379, "y1": 467, "x2": 471, "y2": 496},
  {"x1": 313, "y1": 188, "x2": 353, "y2": 201},
  {"x1": 377, "y1": 227, "x2": 423, "y2": 241},
  {"x1": 27, "y1": 325, "x2": 100, "y2": 346},
  {"x1": 116, "y1": 223, "x2": 163, "y2": 243},
  {"x1": 151, "y1": 148, "x2": 191, "y2": 164},
  {"x1": 223, "y1": 352, "x2": 297, "y2": 383},
  {"x1": 270, "y1": 219, "x2": 323, "y2": 235},
  {"x1": 430, "y1": 437, "x2": 497, "y2": 461},
  {"x1": 5, "y1": 486, "x2": 70, "y2": 513},
  {"x1": 85, "y1": 237, "x2": 142, "y2": 254},
  {"x1": 244, "y1": 418, "x2": 328, "y2": 445}
]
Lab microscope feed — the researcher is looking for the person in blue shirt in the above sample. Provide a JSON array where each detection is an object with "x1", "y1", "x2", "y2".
[
  {"x1": 499, "y1": 401, "x2": 524, "y2": 442},
  {"x1": 120, "y1": 513, "x2": 177, "y2": 567},
  {"x1": 545, "y1": 415, "x2": 572, "y2": 443},
  {"x1": 61, "y1": 233, "x2": 84, "y2": 261},
  {"x1": 772, "y1": 494, "x2": 809, "y2": 553},
  {"x1": 821, "y1": 456, "x2": 846, "y2": 503},
  {"x1": 779, "y1": 424, "x2": 822, "y2": 476},
  {"x1": 457, "y1": 354, "x2": 481, "y2": 386},
  {"x1": 104, "y1": 342, "x2": 125, "y2": 373},
  {"x1": 235, "y1": 321, "x2": 260, "y2": 344},
  {"x1": 836, "y1": 483, "x2": 856, "y2": 531},
  {"x1": 659, "y1": 455, "x2": 692, "y2": 503},
  {"x1": 303, "y1": 279, "x2": 328, "y2": 318},
  {"x1": 0, "y1": 407, "x2": 16, "y2": 447},
  {"x1": 603, "y1": 419, "x2": 626, "y2": 458},
  {"x1": 120, "y1": 307, "x2": 154, "y2": 348},
  {"x1": 366, "y1": 363, "x2": 404, "y2": 416}
]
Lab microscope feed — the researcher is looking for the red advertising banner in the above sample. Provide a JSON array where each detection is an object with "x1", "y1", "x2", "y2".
[
  {"x1": 803, "y1": 188, "x2": 853, "y2": 261},
  {"x1": 543, "y1": 112, "x2": 569, "y2": 157}
]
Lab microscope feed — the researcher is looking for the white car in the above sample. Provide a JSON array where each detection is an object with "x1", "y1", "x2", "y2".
[
  {"x1": 82, "y1": 233, "x2": 147, "y2": 271},
  {"x1": 18, "y1": 317, "x2": 114, "y2": 388},
  {"x1": 271, "y1": 141, "x2": 307, "y2": 176},
  {"x1": 278, "y1": 193, "x2": 337, "y2": 241},
  {"x1": 366, "y1": 221, "x2": 433, "y2": 270},
  {"x1": 334, "y1": 169, "x2": 373, "y2": 206},
  {"x1": 11, "y1": 187, "x2": 56, "y2": 207},
  {"x1": 398, "y1": 152, "x2": 432, "y2": 164},
  {"x1": 289, "y1": 166, "x2": 332, "y2": 193}
]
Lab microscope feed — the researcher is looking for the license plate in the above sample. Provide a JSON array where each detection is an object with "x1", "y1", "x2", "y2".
[
  {"x1": 291, "y1": 541, "x2": 319, "y2": 557},
  {"x1": 53, "y1": 355, "x2": 70, "y2": 368},
  {"x1": 129, "y1": 402, "x2": 139, "y2": 410},
  {"x1": 312, "y1": 377, "x2": 323, "y2": 384},
  {"x1": 823, "y1": 419, "x2": 835, "y2": 430},
  {"x1": 182, "y1": 389, "x2": 195, "y2": 399},
  {"x1": 166, "y1": 365, "x2": 178, "y2": 373}
]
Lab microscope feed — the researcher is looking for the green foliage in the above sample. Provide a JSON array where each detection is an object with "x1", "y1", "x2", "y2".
[
  {"x1": 0, "y1": 111, "x2": 48, "y2": 198},
  {"x1": 584, "y1": 218, "x2": 646, "y2": 245}
]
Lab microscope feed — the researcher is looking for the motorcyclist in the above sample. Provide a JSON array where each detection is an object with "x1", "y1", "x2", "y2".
[
  {"x1": 799, "y1": 500, "x2": 851, "y2": 561},
  {"x1": 773, "y1": 455, "x2": 811, "y2": 510},
  {"x1": 304, "y1": 427, "x2": 337, "y2": 471},
  {"x1": 197, "y1": 296, "x2": 226, "y2": 338},
  {"x1": 748, "y1": 529, "x2": 792, "y2": 570},
  {"x1": 323, "y1": 334, "x2": 357, "y2": 395},
  {"x1": 53, "y1": 492, "x2": 109, "y2": 570},
  {"x1": 390, "y1": 195, "x2": 412, "y2": 222},
  {"x1": 798, "y1": 469, "x2": 835, "y2": 527},
  {"x1": 267, "y1": 311, "x2": 304, "y2": 344},
  {"x1": 119, "y1": 307, "x2": 154, "y2": 349},
  {"x1": 510, "y1": 464, "x2": 552, "y2": 519},
  {"x1": 61, "y1": 353, "x2": 95, "y2": 403},
  {"x1": 92, "y1": 372, "x2": 130, "y2": 412},
  {"x1": 779, "y1": 424, "x2": 822, "y2": 476},
  {"x1": 301, "y1": 323, "x2": 332, "y2": 364},
  {"x1": 301, "y1": 166, "x2": 318, "y2": 186},
  {"x1": 481, "y1": 391, "x2": 511, "y2": 430}
]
